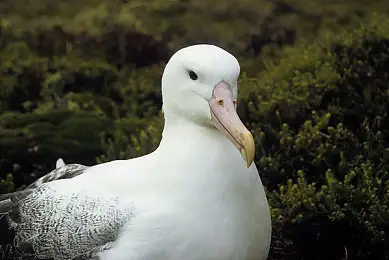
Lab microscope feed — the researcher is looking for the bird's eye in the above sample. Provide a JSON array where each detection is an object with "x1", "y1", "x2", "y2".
[{"x1": 188, "y1": 71, "x2": 198, "y2": 80}]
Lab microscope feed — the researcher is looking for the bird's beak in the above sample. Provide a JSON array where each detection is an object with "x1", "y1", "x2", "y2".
[{"x1": 209, "y1": 81, "x2": 255, "y2": 168}]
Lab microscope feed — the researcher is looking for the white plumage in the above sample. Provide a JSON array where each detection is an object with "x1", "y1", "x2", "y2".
[
  {"x1": 55, "y1": 158, "x2": 66, "y2": 169},
  {"x1": 0, "y1": 44, "x2": 271, "y2": 260}
]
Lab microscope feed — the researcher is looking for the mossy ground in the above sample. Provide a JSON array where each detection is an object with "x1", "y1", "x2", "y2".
[{"x1": 1, "y1": 1, "x2": 389, "y2": 259}]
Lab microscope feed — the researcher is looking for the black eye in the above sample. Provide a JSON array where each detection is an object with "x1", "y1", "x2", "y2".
[{"x1": 188, "y1": 71, "x2": 198, "y2": 80}]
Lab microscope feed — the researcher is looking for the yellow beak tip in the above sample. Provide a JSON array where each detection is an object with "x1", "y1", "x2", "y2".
[
  {"x1": 246, "y1": 160, "x2": 253, "y2": 168},
  {"x1": 241, "y1": 144, "x2": 255, "y2": 168}
]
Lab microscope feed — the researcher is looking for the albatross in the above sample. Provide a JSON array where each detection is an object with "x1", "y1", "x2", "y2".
[{"x1": 0, "y1": 44, "x2": 271, "y2": 260}]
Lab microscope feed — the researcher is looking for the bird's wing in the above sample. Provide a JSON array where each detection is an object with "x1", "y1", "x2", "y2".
[
  {"x1": 0, "y1": 160, "x2": 134, "y2": 260},
  {"x1": 26, "y1": 158, "x2": 89, "y2": 189},
  {"x1": 0, "y1": 158, "x2": 88, "y2": 207}
]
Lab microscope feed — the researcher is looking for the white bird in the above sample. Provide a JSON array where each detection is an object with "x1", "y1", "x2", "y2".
[{"x1": 0, "y1": 44, "x2": 271, "y2": 260}]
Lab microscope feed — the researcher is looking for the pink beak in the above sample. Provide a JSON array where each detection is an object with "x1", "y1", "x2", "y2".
[{"x1": 209, "y1": 81, "x2": 255, "y2": 168}]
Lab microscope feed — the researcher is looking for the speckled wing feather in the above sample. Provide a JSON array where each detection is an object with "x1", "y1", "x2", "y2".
[
  {"x1": 0, "y1": 159, "x2": 88, "y2": 211},
  {"x1": 0, "y1": 159, "x2": 134, "y2": 260},
  {"x1": 27, "y1": 158, "x2": 89, "y2": 189}
]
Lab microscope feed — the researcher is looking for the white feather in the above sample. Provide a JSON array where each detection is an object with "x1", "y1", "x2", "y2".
[{"x1": 55, "y1": 158, "x2": 65, "y2": 169}]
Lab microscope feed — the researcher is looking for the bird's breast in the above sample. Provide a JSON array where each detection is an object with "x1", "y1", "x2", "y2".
[
  {"x1": 107, "y1": 165, "x2": 271, "y2": 260},
  {"x1": 103, "y1": 184, "x2": 270, "y2": 260},
  {"x1": 99, "y1": 133, "x2": 271, "y2": 260}
]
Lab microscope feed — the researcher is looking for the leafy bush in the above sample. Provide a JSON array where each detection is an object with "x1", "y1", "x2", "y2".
[
  {"x1": 0, "y1": 18, "x2": 166, "y2": 191},
  {"x1": 236, "y1": 14, "x2": 389, "y2": 259},
  {"x1": 0, "y1": 110, "x2": 114, "y2": 191}
]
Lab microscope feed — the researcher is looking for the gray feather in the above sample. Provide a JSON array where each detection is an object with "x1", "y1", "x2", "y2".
[{"x1": 0, "y1": 160, "x2": 134, "y2": 260}]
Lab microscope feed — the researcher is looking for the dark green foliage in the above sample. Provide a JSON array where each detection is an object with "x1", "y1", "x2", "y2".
[
  {"x1": 1, "y1": 0, "x2": 389, "y2": 259},
  {"x1": 0, "y1": 110, "x2": 114, "y2": 191},
  {"x1": 97, "y1": 115, "x2": 163, "y2": 163},
  {"x1": 236, "y1": 15, "x2": 389, "y2": 259},
  {"x1": 0, "y1": 15, "x2": 166, "y2": 192}
]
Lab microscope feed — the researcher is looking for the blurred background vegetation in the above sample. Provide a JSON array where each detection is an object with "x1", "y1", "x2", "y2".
[{"x1": 1, "y1": 0, "x2": 389, "y2": 259}]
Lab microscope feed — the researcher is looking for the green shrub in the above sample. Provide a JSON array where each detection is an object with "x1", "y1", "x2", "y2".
[
  {"x1": 236, "y1": 14, "x2": 389, "y2": 259},
  {"x1": 0, "y1": 18, "x2": 165, "y2": 190},
  {"x1": 0, "y1": 110, "x2": 114, "y2": 191},
  {"x1": 97, "y1": 114, "x2": 163, "y2": 163}
]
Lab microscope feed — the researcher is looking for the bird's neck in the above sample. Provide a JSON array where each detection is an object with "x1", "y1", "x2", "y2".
[
  {"x1": 152, "y1": 116, "x2": 249, "y2": 187},
  {"x1": 157, "y1": 117, "x2": 227, "y2": 153}
]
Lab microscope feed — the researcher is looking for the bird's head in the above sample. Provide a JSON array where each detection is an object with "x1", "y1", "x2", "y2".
[{"x1": 161, "y1": 44, "x2": 255, "y2": 168}]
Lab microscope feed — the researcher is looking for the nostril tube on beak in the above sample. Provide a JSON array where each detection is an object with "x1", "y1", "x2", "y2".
[{"x1": 217, "y1": 99, "x2": 224, "y2": 106}]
